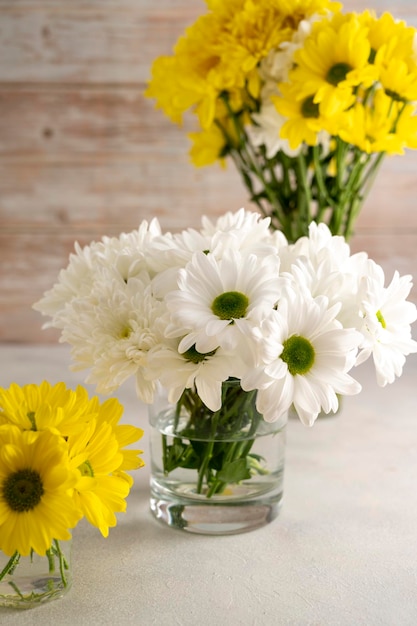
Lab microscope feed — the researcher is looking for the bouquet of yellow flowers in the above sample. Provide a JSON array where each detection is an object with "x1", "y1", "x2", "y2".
[
  {"x1": 146, "y1": 0, "x2": 417, "y2": 241},
  {"x1": 0, "y1": 382, "x2": 144, "y2": 607}
]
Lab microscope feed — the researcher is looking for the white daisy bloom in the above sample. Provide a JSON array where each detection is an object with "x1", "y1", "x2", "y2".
[
  {"x1": 356, "y1": 260, "x2": 417, "y2": 386},
  {"x1": 242, "y1": 292, "x2": 362, "y2": 426},
  {"x1": 147, "y1": 343, "x2": 242, "y2": 412},
  {"x1": 165, "y1": 248, "x2": 283, "y2": 354}
]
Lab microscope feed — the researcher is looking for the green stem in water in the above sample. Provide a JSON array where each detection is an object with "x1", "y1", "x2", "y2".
[
  {"x1": 53, "y1": 539, "x2": 70, "y2": 588},
  {"x1": 0, "y1": 551, "x2": 20, "y2": 582}
]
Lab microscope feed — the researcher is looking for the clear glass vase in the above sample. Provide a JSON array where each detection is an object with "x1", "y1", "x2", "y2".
[
  {"x1": 0, "y1": 538, "x2": 72, "y2": 609},
  {"x1": 149, "y1": 380, "x2": 286, "y2": 535}
]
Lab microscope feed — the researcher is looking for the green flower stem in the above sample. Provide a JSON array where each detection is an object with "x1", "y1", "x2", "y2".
[
  {"x1": 53, "y1": 539, "x2": 70, "y2": 588},
  {"x1": 161, "y1": 382, "x2": 265, "y2": 498},
  {"x1": 0, "y1": 551, "x2": 20, "y2": 582},
  {"x1": 295, "y1": 151, "x2": 312, "y2": 239},
  {"x1": 0, "y1": 541, "x2": 69, "y2": 603},
  {"x1": 218, "y1": 92, "x2": 293, "y2": 237}
]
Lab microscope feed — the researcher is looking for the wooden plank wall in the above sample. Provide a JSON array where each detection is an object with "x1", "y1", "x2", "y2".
[{"x1": 1, "y1": 0, "x2": 416, "y2": 343}]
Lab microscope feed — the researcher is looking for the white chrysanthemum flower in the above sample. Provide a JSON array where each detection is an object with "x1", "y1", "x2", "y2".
[
  {"x1": 281, "y1": 222, "x2": 369, "y2": 328},
  {"x1": 259, "y1": 19, "x2": 313, "y2": 85},
  {"x1": 199, "y1": 209, "x2": 282, "y2": 267},
  {"x1": 165, "y1": 249, "x2": 282, "y2": 353},
  {"x1": 200, "y1": 208, "x2": 273, "y2": 249},
  {"x1": 60, "y1": 276, "x2": 167, "y2": 402},
  {"x1": 33, "y1": 218, "x2": 162, "y2": 326},
  {"x1": 356, "y1": 260, "x2": 417, "y2": 386},
  {"x1": 147, "y1": 343, "x2": 243, "y2": 412},
  {"x1": 242, "y1": 293, "x2": 362, "y2": 426}
]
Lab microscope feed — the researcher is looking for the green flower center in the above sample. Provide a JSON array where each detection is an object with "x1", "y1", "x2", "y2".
[
  {"x1": 376, "y1": 309, "x2": 386, "y2": 329},
  {"x1": 78, "y1": 460, "x2": 95, "y2": 477},
  {"x1": 27, "y1": 411, "x2": 37, "y2": 430},
  {"x1": 182, "y1": 345, "x2": 217, "y2": 364},
  {"x1": 385, "y1": 88, "x2": 407, "y2": 103},
  {"x1": 301, "y1": 96, "x2": 320, "y2": 119},
  {"x1": 2, "y1": 468, "x2": 44, "y2": 512},
  {"x1": 211, "y1": 291, "x2": 249, "y2": 320},
  {"x1": 326, "y1": 62, "x2": 352, "y2": 86},
  {"x1": 281, "y1": 335, "x2": 315, "y2": 375}
]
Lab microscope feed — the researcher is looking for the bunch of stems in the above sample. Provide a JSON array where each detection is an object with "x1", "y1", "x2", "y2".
[
  {"x1": 217, "y1": 92, "x2": 386, "y2": 242},
  {"x1": 161, "y1": 380, "x2": 265, "y2": 498}
]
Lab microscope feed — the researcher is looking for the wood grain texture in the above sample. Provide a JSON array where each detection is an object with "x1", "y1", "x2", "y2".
[{"x1": 0, "y1": 0, "x2": 416, "y2": 343}]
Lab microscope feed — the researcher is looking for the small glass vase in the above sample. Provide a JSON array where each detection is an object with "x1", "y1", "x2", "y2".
[
  {"x1": 0, "y1": 539, "x2": 72, "y2": 609},
  {"x1": 149, "y1": 380, "x2": 286, "y2": 535}
]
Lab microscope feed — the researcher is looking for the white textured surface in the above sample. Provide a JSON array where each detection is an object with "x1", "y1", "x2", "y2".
[{"x1": 0, "y1": 344, "x2": 417, "y2": 625}]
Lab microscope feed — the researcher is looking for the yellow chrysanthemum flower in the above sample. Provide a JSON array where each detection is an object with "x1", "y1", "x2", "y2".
[
  {"x1": 338, "y1": 89, "x2": 411, "y2": 155},
  {"x1": 67, "y1": 400, "x2": 144, "y2": 537},
  {"x1": 0, "y1": 381, "x2": 95, "y2": 436},
  {"x1": 92, "y1": 396, "x2": 145, "y2": 472},
  {"x1": 0, "y1": 426, "x2": 81, "y2": 557},
  {"x1": 146, "y1": 0, "x2": 341, "y2": 129},
  {"x1": 366, "y1": 11, "x2": 416, "y2": 66},
  {"x1": 290, "y1": 12, "x2": 378, "y2": 117},
  {"x1": 189, "y1": 125, "x2": 228, "y2": 167}
]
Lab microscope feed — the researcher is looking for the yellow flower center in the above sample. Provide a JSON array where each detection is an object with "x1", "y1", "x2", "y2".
[{"x1": 2, "y1": 468, "x2": 44, "y2": 512}]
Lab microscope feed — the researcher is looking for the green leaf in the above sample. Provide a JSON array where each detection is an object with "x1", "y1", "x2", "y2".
[{"x1": 217, "y1": 458, "x2": 251, "y2": 484}]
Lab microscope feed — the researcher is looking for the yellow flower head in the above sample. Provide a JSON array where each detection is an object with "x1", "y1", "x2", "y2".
[
  {"x1": 67, "y1": 396, "x2": 144, "y2": 537},
  {"x1": 0, "y1": 381, "x2": 95, "y2": 437},
  {"x1": 146, "y1": 0, "x2": 341, "y2": 129},
  {"x1": 189, "y1": 125, "x2": 228, "y2": 168},
  {"x1": 0, "y1": 426, "x2": 81, "y2": 556},
  {"x1": 289, "y1": 12, "x2": 379, "y2": 117},
  {"x1": 273, "y1": 85, "x2": 325, "y2": 149},
  {"x1": 0, "y1": 383, "x2": 145, "y2": 541},
  {"x1": 338, "y1": 89, "x2": 412, "y2": 155},
  {"x1": 367, "y1": 11, "x2": 416, "y2": 66}
]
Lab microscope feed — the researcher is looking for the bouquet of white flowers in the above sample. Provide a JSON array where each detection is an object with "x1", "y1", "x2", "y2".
[{"x1": 33, "y1": 210, "x2": 417, "y2": 510}]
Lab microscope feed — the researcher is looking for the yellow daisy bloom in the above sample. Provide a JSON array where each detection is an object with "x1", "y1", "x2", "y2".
[
  {"x1": 338, "y1": 89, "x2": 410, "y2": 155},
  {"x1": 0, "y1": 426, "x2": 81, "y2": 557},
  {"x1": 0, "y1": 381, "x2": 95, "y2": 437},
  {"x1": 274, "y1": 85, "x2": 325, "y2": 149},
  {"x1": 67, "y1": 406, "x2": 144, "y2": 537},
  {"x1": 290, "y1": 12, "x2": 378, "y2": 117},
  {"x1": 91, "y1": 396, "x2": 145, "y2": 472},
  {"x1": 366, "y1": 11, "x2": 415, "y2": 65}
]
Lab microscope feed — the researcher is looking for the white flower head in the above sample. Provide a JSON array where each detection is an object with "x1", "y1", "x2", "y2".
[
  {"x1": 249, "y1": 101, "x2": 301, "y2": 158},
  {"x1": 33, "y1": 218, "x2": 162, "y2": 327},
  {"x1": 147, "y1": 342, "x2": 243, "y2": 412},
  {"x1": 165, "y1": 248, "x2": 283, "y2": 354},
  {"x1": 357, "y1": 260, "x2": 417, "y2": 386},
  {"x1": 60, "y1": 275, "x2": 167, "y2": 402},
  {"x1": 242, "y1": 292, "x2": 362, "y2": 426}
]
